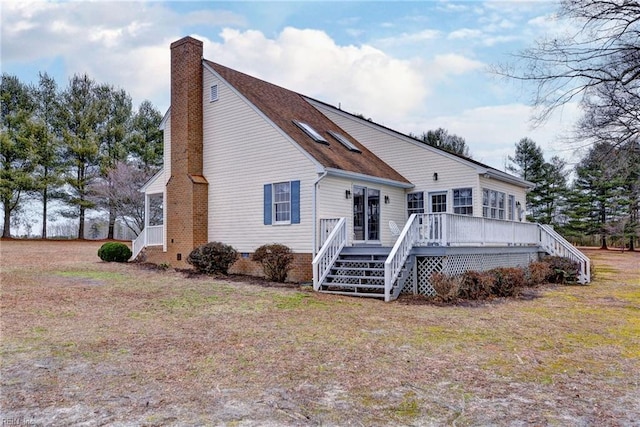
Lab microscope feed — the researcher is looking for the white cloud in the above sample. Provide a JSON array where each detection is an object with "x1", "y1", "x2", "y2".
[
  {"x1": 448, "y1": 28, "x2": 483, "y2": 40},
  {"x1": 203, "y1": 27, "x2": 430, "y2": 122}
]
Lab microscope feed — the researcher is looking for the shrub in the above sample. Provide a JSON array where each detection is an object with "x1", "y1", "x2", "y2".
[
  {"x1": 459, "y1": 270, "x2": 494, "y2": 300},
  {"x1": 527, "y1": 261, "x2": 553, "y2": 287},
  {"x1": 187, "y1": 242, "x2": 238, "y2": 275},
  {"x1": 430, "y1": 272, "x2": 461, "y2": 302},
  {"x1": 489, "y1": 267, "x2": 525, "y2": 297},
  {"x1": 251, "y1": 243, "x2": 294, "y2": 283},
  {"x1": 97, "y1": 242, "x2": 132, "y2": 263},
  {"x1": 542, "y1": 256, "x2": 581, "y2": 284}
]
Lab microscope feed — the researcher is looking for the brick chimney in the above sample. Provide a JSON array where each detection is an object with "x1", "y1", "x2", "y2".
[{"x1": 166, "y1": 36, "x2": 208, "y2": 264}]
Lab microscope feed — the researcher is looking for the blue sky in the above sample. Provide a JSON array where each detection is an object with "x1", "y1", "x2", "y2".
[{"x1": 1, "y1": 1, "x2": 580, "y2": 170}]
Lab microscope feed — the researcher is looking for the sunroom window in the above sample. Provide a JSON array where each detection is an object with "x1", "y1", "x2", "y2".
[{"x1": 453, "y1": 188, "x2": 473, "y2": 215}]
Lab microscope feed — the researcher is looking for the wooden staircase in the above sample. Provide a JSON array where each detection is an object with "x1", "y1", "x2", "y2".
[{"x1": 318, "y1": 247, "x2": 412, "y2": 299}]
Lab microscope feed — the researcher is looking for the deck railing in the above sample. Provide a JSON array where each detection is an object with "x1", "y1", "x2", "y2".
[
  {"x1": 313, "y1": 217, "x2": 347, "y2": 290},
  {"x1": 130, "y1": 225, "x2": 163, "y2": 261},
  {"x1": 319, "y1": 218, "x2": 342, "y2": 247},
  {"x1": 416, "y1": 213, "x2": 539, "y2": 246},
  {"x1": 384, "y1": 214, "x2": 419, "y2": 302}
]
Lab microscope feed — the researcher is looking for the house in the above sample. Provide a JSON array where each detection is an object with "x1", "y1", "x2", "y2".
[{"x1": 133, "y1": 36, "x2": 590, "y2": 301}]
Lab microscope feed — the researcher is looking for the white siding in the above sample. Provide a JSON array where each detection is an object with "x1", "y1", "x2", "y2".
[
  {"x1": 313, "y1": 103, "x2": 527, "y2": 220},
  {"x1": 317, "y1": 175, "x2": 406, "y2": 247},
  {"x1": 202, "y1": 69, "x2": 319, "y2": 253},
  {"x1": 144, "y1": 171, "x2": 165, "y2": 194}
]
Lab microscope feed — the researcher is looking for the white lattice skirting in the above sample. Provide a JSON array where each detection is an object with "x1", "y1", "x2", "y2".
[{"x1": 402, "y1": 252, "x2": 538, "y2": 296}]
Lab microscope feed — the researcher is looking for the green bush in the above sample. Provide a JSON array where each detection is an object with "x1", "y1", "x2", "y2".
[
  {"x1": 541, "y1": 256, "x2": 581, "y2": 284},
  {"x1": 251, "y1": 243, "x2": 294, "y2": 282},
  {"x1": 459, "y1": 270, "x2": 494, "y2": 300},
  {"x1": 429, "y1": 272, "x2": 461, "y2": 302},
  {"x1": 187, "y1": 242, "x2": 238, "y2": 275},
  {"x1": 489, "y1": 267, "x2": 525, "y2": 297},
  {"x1": 97, "y1": 242, "x2": 132, "y2": 263}
]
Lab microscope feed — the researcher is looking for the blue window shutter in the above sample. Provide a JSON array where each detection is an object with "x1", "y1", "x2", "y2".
[
  {"x1": 291, "y1": 180, "x2": 300, "y2": 224},
  {"x1": 264, "y1": 184, "x2": 272, "y2": 225}
]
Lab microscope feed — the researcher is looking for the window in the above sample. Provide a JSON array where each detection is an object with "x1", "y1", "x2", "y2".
[
  {"x1": 327, "y1": 130, "x2": 361, "y2": 153},
  {"x1": 210, "y1": 84, "x2": 218, "y2": 102},
  {"x1": 453, "y1": 188, "x2": 472, "y2": 215},
  {"x1": 508, "y1": 195, "x2": 515, "y2": 221},
  {"x1": 429, "y1": 192, "x2": 447, "y2": 213},
  {"x1": 273, "y1": 182, "x2": 291, "y2": 223},
  {"x1": 293, "y1": 121, "x2": 329, "y2": 145},
  {"x1": 407, "y1": 192, "x2": 424, "y2": 215},
  {"x1": 482, "y1": 189, "x2": 506, "y2": 219},
  {"x1": 264, "y1": 181, "x2": 300, "y2": 225}
]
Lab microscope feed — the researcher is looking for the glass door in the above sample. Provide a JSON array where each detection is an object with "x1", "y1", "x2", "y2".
[{"x1": 353, "y1": 186, "x2": 380, "y2": 242}]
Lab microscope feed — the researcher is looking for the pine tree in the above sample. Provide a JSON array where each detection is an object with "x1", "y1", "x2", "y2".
[{"x1": 0, "y1": 74, "x2": 37, "y2": 238}]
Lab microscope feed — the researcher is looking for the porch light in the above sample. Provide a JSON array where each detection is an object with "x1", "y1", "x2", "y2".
[
  {"x1": 384, "y1": 195, "x2": 390, "y2": 204},
  {"x1": 345, "y1": 189, "x2": 351, "y2": 199},
  {"x1": 433, "y1": 172, "x2": 438, "y2": 181}
]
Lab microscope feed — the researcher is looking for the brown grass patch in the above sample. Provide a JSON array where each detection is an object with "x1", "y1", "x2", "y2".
[{"x1": 1, "y1": 240, "x2": 639, "y2": 425}]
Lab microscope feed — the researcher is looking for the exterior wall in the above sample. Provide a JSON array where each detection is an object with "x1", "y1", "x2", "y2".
[
  {"x1": 317, "y1": 175, "x2": 406, "y2": 247},
  {"x1": 313, "y1": 103, "x2": 528, "y2": 222},
  {"x1": 201, "y1": 67, "x2": 319, "y2": 254}
]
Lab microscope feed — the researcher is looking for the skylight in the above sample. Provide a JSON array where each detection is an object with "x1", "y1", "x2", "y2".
[
  {"x1": 293, "y1": 121, "x2": 329, "y2": 145},
  {"x1": 328, "y1": 130, "x2": 362, "y2": 153}
]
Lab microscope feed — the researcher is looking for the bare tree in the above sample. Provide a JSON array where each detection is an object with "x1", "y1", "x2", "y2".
[
  {"x1": 91, "y1": 161, "x2": 147, "y2": 236},
  {"x1": 495, "y1": 0, "x2": 640, "y2": 147}
]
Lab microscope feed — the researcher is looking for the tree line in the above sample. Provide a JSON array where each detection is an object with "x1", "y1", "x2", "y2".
[
  {"x1": 1, "y1": 72, "x2": 163, "y2": 239},
  {"x1": 508, "y1": 137, "x2": 639, "y2": 250}
]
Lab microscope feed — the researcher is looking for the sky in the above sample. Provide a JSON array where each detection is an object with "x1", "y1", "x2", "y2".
[{"x1": 1, "y1": 0, "x2": 582, "y2": 171}]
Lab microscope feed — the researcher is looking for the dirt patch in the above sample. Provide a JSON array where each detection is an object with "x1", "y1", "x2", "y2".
[{"x1": 1, "y1": 240, "x2": 639, "y2": 425}]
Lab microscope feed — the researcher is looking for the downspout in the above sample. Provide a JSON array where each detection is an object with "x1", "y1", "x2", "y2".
[{"x1": 312, "y1": 170, "x2": 328, "y2": 260}]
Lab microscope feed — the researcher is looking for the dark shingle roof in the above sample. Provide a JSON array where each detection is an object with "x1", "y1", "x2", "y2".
[{"x1": 204, "y1": 60, "x2": 410, "y2": 185}]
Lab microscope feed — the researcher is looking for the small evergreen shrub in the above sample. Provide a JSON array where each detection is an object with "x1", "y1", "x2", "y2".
[
  {"x1": 527, "y1": 261, "x2": 553, "y2": 287},
  {"x1": 97, "y1": 242, "x2": 132, "y2": 263},
  {"x1": 251, "y1": 243, "x2": 294, "y2": 283},
  {"x1": 489, "y1": 267, "x2": 525, "y2": 297},
  {"x1": 187, "y1": 242, "x2": 238, "y2": 275},
  {"x1": 459, "y1": 270, "x2": 494, "y2": 300},
  {"x1": 430, "y1": 272, "x2": 461, "y2": 302},
  {"x1": 542, "y1": 256, "x2": 581, "y2": 284}
]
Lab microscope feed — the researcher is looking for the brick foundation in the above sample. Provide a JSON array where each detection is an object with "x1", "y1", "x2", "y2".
[{"x1": 229, "y1": 252, "x2": 313, "y2": 283}]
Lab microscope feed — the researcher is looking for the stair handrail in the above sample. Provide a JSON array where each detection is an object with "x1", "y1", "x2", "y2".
[
  {"x1": 130, "y1": 227, "x2": 147, "y2": 261},
  {"x1": 538, "y1": 224, "x2": 591, "y2": 284},
  {"x1": 312, "y1": 217, "x2": 347, "y2": 291},
  {"x1": 384, "y1": 214, "x2": 419, "y2": 302}
]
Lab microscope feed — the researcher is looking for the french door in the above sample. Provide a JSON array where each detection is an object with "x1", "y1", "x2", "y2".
[{"x1": 353, "y1": 186, "x2": 380, "y2": 242}]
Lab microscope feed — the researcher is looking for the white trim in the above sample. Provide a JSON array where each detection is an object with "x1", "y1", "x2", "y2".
[
  {"x1": 159, "y1": 107, "x2": 170, "y2": 131},
  {"x1": 140, "y1": 168, "x2": 164, "y2": 192},
  {"x1": 325, "y1": 168, "x2": 414, "y2": 189}
]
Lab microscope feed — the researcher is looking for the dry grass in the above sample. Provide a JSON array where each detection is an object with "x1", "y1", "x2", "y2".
[{"x1": 1, "y1": 240, "x2": 639, "y2": 426}]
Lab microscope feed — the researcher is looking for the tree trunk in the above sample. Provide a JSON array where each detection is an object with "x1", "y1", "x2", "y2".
[
  {"x1": 629, "y1": 236, "x2": 636, "y2": 252},
  {"x1": 41, "y1": 189, "x2": 48, "y2": 239},
  {"x1": 107, "y1": 203, "x2": 116, "y2": 240},
  {"x1": 600, "y1": 235, "x2": 608, "y2": 250},
  {"x1": 78, "y1": 205, "x2": 86, "y2": 240},
  {"x1": 2, "y1": 203, "x2": 11, "y2": 238}
]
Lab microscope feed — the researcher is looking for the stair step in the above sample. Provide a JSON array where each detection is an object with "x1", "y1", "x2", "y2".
[
  {"x1": 325, "y1": 277, "x2": 385, "y2": 285},
  {"x1": 322, "y1": 280, "x2": 384, "y2": 289},
  {"x1": 319, "y1": 289, "x2": 386, "y2": 298},
  {"x1": 331, "y1": 266, "x2": 384, "y2": 272}
]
